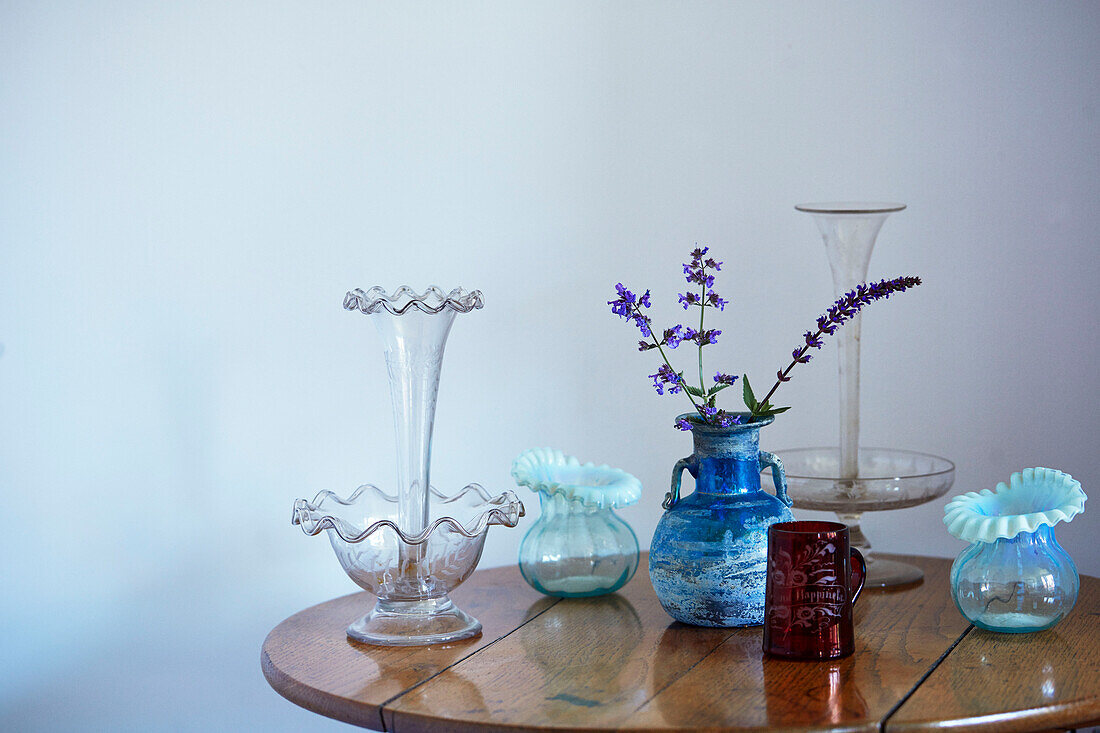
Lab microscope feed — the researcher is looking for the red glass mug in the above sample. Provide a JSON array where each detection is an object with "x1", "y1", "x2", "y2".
[{"x1": 763, "y1": 520, "x2": 866, "y2": 660}]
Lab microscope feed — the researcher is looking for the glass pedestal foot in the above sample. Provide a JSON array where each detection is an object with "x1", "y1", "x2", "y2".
[
  {"x1": 347, "y1": 596, "x2": 482, "y2": 646},
  {"x1": 865, "y1": 556, "x2": 923, "y2": 589}
]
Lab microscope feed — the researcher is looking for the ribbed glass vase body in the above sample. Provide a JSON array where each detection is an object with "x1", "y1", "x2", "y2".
[
  {"x1": 951, "y1": 525, "x2": 1079, "y2": 633},
  {"x1": 518, "y1": 492, "x2": 639, "y2": 598}
]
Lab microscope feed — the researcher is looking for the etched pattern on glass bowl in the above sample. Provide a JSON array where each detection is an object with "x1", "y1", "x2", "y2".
[
  {"x1": 767, "y1": 447, "x2": 955, "y2": 588},
  {"x1": 293, "y1": 483, "x2": 523, "y2": 645}
]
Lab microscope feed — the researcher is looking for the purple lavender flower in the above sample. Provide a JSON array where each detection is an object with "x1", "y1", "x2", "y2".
[
  {"x1": 714, "y1": 411, "x2": 742, "y2": 427},
  {"x1": 608, "y1": 247, "x2": 770, "y2": 430},
  {"x1": 650, "y1": 364, "x2": 683, "y2": 395},
  {"x1": 750, "y1": 275, "x2": 922, "y2": 417},
  {"x1": 678, "y1": 291, "x2": 700, "y2": 309},
  {"x1": 695, "y1": 329, "x2": 721, "y2": 346},
  {"x1": 608, "y1": 283, "x2": 654, "y2": 337},
  {"x1": 810, "y1": 277, "x2": 921, "y2": 337}
]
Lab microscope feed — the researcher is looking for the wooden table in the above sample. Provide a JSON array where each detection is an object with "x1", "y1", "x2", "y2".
[{"x1": 262, "y1": 554, "x2": 1100, "y2": 732}]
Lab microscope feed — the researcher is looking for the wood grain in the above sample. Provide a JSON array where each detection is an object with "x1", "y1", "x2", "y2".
[
  {"x1": 261, "y1": 564, "x2": 557, "y2": 730},
  {"x1": 626, "y1": 555, "x2": 968, "y2": 732},
  {"x1": 262, "y1": 555, "x2": 1099, "y2": 732},
  {"x1": 382, "y1": 559, "x2": 735, "y2": 732},
  {"x1": 383, "y1": 555, "x2": 967, "y2": 732},
  {"x1": 886, "y1": 573, "x2": 1100, "y2": 733}
]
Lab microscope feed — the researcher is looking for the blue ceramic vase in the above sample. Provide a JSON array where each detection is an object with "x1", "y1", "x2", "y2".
[{"x1": 649, "y1": 413, "x2": 794, "y2": 627}]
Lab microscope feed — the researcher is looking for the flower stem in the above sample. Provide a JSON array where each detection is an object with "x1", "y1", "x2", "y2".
[
  {"x1": 755, "y1": 331, "x2": 820, "y2": 414},
  {"x1": 697, "y1": 277, "x2": 705, "y2": 397},
  {"x1": 630, "y1": 303, "x2": 707, "y2": 420}
]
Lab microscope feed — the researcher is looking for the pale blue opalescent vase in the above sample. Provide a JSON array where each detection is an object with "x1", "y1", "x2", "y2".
[
  {"x1": 512, "y1": 448, "x2": 641, "y2": 597},
  {"x1": 944, "y1": 467, "x2": 1086, "y2": 633}
]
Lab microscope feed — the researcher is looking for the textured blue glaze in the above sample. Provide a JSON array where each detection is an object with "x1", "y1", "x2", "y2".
[{"x1": 649, "y1": 414, "x2": 794, "y2": 627}]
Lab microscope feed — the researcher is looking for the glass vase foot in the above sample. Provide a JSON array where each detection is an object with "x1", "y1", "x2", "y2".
[
  {"x1": 865, "y1": 557, "x2": 923, "y2": 589},
  {"x1": 348, "y1": 596, "x2": 482, "y2": 646}
]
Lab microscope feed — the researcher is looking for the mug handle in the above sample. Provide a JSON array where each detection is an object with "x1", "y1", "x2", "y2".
[
  {"x1": 664, "y1": 456, "x2": 695, "y2": 509},
  {"x1": 849, "y1": 547, "x2": 867, "y2": 605},
  {"x1": 758, "y1": 450, "x2": 793, "y2": 507}
]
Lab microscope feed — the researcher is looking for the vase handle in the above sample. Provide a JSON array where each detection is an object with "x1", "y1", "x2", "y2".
[
  {"x1": 664, "y1": 456, "x2": 694, "y2": 510},
  {"x1": 849, "y1": 547, "x2": 867, "y2": 606},
  {"x1": 758, "y1": 450, "x2": 792, "y2": 507}
]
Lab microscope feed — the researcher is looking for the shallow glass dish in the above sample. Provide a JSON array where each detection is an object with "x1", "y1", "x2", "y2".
[{"x1": 767, "y1": 447, "x2": 955, "y2": 588}]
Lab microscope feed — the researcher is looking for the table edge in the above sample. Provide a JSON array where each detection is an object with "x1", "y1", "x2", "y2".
[
  {"x1": 262, "y1": 554, "x2": 1099, "y2": 732},
  {"x1": 261, "y1": 626, "x2": 385, "y2": 731}
]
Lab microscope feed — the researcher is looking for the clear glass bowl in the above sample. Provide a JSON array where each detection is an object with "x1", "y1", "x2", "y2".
[
  {"x1": 779, "y1": 447, "x2": 956, "y2": 512},
  {"x1": 768, "y1": 447, "x2": 955, "y2": 588},
  {"x1": 293, "y1": 483, "x2": 523, "y2": 645}
]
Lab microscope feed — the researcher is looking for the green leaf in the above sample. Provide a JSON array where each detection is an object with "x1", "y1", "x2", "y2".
[
  {"x1": 709, "y1": 383, "x2": 730, "y2": 396},
  {"x1": 742, "y1": 375, "x2": 758, "y2": 411},
  {"x1": 683, "y1": 385, "x2": 705, "y2": 398},
  {"x1": 763, "y1": 405, "x2": 792, "y2": 416}
]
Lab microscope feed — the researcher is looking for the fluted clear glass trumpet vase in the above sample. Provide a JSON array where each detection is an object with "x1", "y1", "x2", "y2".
[
  {"x1": 775, "y1": 204, "x2": 956, "y2": 589},
  {"x1": 292, "y1": 287, "x2": 524, "y2": 646}
]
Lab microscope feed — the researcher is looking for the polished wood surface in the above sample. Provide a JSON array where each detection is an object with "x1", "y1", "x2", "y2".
[
  {"x1": 261, "y1": 564, "x2": 556, "y2": 729},
  {"x1": 262, "y1": 554, "x2": 1100, "y2": 732},
  {"x1": 888, "y1": 573, "x2": 1100, "y2": 733}
]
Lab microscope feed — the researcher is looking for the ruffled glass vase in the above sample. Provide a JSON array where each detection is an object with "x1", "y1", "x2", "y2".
[
  {"x1": 512, "y1": 448, "x2": 641, "y2": 597},
  {"x1": 944, "y1": 467, "x2": 1086, "y2": 633},
  {"x1": 292, "y1": 287, "x2": 524, "y2": 646}
]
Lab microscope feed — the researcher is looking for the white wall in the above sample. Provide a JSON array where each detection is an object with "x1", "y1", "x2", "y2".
[{"x1": 2, "y1": 1, "x2": 1097, "y2": 729}]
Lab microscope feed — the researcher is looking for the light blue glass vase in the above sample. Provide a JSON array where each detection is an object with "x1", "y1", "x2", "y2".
[
  {"x1": 512, "y1": 448, "x2": 642, "y2": 597},
  {"x1": 944, "y1": 467, "x2": 1086, "y2": 633}
]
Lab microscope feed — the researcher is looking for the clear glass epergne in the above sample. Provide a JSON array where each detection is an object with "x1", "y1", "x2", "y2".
[
  {"x1": 292, "y1": 287, "x2": 524, "y2": 646},
  {"x1": 771, "y1": 204, "x2": 956, "y2": 588}
]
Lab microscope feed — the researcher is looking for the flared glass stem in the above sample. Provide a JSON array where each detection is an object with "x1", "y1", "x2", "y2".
[
  {"x1": 805, "y1": 210, "x2": 894, "y2": 480},
  {"x1": 372, "y1": 310, "x2": 456, "y2": 535}
]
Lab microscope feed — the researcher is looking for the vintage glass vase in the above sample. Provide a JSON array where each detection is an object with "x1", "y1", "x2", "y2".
[
  {"x1": 649, "y1": 413, "x2": 794, "y2": 627},
  {"x1": 776, "y1": 203, "x2": 955, "y2": 589},
  {"x1": 512, "y1": 448, "x2": 641, "y2": 597},
  {"x1": 292, "y1": 287, "x2": 524, "y2": 646},
  {"x1": 944, "y1": 467, "x2": 1086, "y2": 633}
]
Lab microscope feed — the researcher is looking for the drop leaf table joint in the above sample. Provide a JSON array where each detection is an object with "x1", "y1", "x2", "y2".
[{"x1": 262, "y1": 554, "x2": 1100, "y2": 732}]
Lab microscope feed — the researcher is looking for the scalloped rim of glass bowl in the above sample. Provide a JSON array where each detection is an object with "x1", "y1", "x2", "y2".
[
  {"x1": 343, "y1": 286, "x2": 483, "y2": 315},
  {"x1": 292, "y1": 483, "x2": 523, "y2": 544},
  {"x1": 512, "y1": 447, "x2": 642, "y2": 509},
  {"x1": 943, "y1": 467, "x2": 1086, "y2": 544}
]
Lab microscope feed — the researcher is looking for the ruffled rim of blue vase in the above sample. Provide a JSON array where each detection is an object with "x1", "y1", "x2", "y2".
[
  {"x1": 511, "y1": 448, "x2": 642, "y2": 509},
  {"x1": 943, "y1": 467, "x2": 1086, "y2": 544}
]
